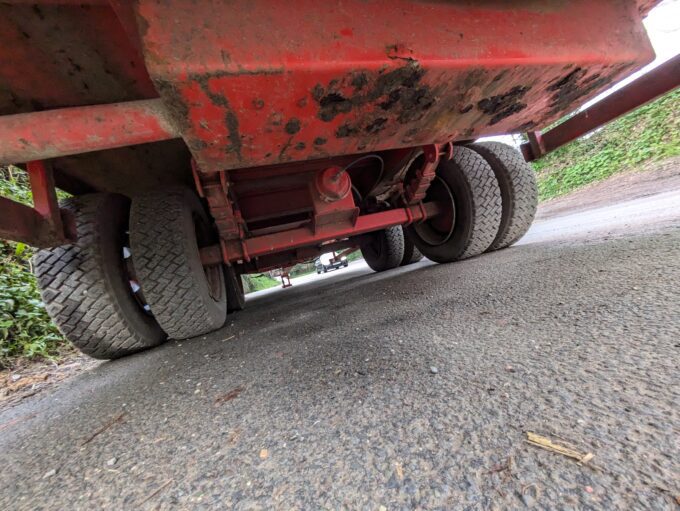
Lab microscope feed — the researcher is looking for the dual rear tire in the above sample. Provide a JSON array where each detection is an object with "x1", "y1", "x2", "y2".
[
  {"x1": 33, "y1": 194, "x2": 166, "y2": 359},
  {"x1": 362, "y1": 142, "x2": 537, "y2": 271},
  {"x1": 34, "y1": 188, "x2": 243, "y2": 360},
  {"x1": 129, "y1": 188, "x2": 226, "y2": 340},
  {"x1": 360, "y1": 226, "x2": 404, "y2": 272},
  {"x1": 361, "y1": 226, "x2": 424, "y2": 272},
  {"x1": 407, "y1": 143, "x2": 537, "y2": 263}
]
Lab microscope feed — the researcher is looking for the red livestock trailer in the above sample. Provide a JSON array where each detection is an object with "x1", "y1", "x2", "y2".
[{"x1": 0, "y1": 1, "x2": 677, "y2": 359}]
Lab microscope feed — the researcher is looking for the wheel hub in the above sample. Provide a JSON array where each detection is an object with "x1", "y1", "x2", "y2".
[{"x1": 412, "y1": 176, "x2": 455, "y2": 246}]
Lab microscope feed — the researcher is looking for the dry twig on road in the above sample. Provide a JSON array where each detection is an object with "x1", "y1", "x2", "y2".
[
  {"x1": 80, "y1": 412, "x2": 126, "y2": 446},
  {"x1": 526, "y1": 432, "x2": 594, "y2": 464}
]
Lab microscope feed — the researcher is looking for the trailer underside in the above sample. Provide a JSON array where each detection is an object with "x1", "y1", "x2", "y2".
[
  {"x1": 1, "y1": 0, "x2": 674, "y2": 256},
  {"x1": 2, "y1": 0, "x2": 678, "y2": 358}
]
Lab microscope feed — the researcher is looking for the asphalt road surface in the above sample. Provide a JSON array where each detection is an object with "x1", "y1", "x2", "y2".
[{"x1": 1, "y1": 183, "x2": 679, "y2": 510}]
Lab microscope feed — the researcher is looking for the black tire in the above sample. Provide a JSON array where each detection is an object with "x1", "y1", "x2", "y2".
[
  {"x1": 400, "y1": 228, "x2": 424, "y2": 266},
  {"x1": 361, "y1": 226, "x2": 405, "y2": 272},
  {"x1": 407, "y1": 146, "x2": 501, "y2": 263},
  {"x1": 130, "y1": 188, "x2": 227, "y2": 339},
  {"x1": 225, "y1": 265, "x2": 245, "y2": 313},
  {"x1": 466, "y1": 141, "x2": 538, "y2": 250},
  {"x1": 33, "y1": 194, "x2": 166, "y2": 359}
]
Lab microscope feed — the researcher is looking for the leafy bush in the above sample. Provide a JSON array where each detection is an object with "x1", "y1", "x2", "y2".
[
  {"x1": 289, "y1": 262, "x2": 315, "y2": 278},
  {"x1": 533, "y1": 89, "x2": 680, "y2": 200},
  {"x1": 0, "y1": 167, "x2": 66, "y2": 368},
  {"x1": 346, "y1": 249, "x2": 363, "y2": 262},
  {"x1": 241, "y1": 273, "x2": 279, "y2": 293},
  {"x1": 1, "y1": 244, "x2": 64, "y2": 367}
]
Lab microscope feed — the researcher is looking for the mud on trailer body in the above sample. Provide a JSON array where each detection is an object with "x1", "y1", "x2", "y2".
[{"x1": 0, "y1": 1, "x2": 677, "y2": 359}]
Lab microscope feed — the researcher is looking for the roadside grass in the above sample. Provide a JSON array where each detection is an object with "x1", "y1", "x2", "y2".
[
  {"x1": 533, "y1": 89, "x2": 679, "y2": 201},
  {"x1": 242, "y1": 274, "x2": 280, "y2": 293},
  {"x1": 0, "y1": 168, "x2": 66, "y2": 368},
  {"x1": 346, "y1": 250, "x2": 363, "y2": 262}
]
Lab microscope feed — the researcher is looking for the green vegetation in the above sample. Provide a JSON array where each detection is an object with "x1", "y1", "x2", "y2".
[
  {"x1": 533, "y1": 89, "x2": 680, "y2": 201},
  {"x1": 1, "y1": 167, "x2": 66, "y2": 368},
  {"x1": 289, "y1": 262, "x2": 315, "y2": 278},
  {"x1": 241, "y1": 273, "x2": 279, "y2": 293},
  {"x1": 346, "y1": 250, "x2": 363, "y2": 262}
]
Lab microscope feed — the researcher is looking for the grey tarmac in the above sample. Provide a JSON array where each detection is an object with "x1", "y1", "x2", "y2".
[{"x1": 1, "y1": 168, "x2": 679, "y2": 510}]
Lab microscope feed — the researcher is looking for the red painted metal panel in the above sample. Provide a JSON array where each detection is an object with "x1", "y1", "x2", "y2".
[
  {"x1": 521, "y1": 54, "x2": 680, "y2": 161},
  {"x1": 238, "y1": 187, "x2": 312, "y2": 224},
  {"x1": 0, "y1": 99, "x2": 178, "y2": 164},
  {"x1": 136, "y1": 0, "x2": 655, "y2": 172},
  {"x1": 0, "y1": 3, "x2": 156, "y2": 116}
]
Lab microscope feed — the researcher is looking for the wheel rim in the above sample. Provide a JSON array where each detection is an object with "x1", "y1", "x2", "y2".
[
  {"x1": 413, "y1": 175, "x2": 455, "y2": 246},
  {"x1": 122, "y1": 232, "x2": 154, "y2": 316}
]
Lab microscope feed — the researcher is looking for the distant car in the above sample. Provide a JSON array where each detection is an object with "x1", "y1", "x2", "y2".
[{"x1": 315, "y1": 252, "x2": 349, "y2": 273}]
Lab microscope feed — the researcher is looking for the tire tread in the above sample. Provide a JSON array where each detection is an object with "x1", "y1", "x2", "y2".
[
  {"x1": 456, "y1": 148, "x2": 503, "y2": 259},
  {"x1": 467, "y1": 142, "x2": 538, "y2": 250},
  {"x1": 130, "y1": 189, "x2": 225, "y2": 339},
  {"x1": 33, "y1": 195, "x2": 164, "y2": 359}
]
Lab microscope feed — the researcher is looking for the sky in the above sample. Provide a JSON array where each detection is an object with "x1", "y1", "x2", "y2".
[{"x1": 484, "y1": 0, "x2": 680, "y2": 145}]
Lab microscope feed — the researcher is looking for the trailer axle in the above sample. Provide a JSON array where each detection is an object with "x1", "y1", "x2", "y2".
[{"x1": 200, "y1": 201, "x2": 441, "y2": 265}]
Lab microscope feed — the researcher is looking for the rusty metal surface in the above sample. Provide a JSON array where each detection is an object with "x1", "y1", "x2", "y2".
[
  {"x1": 403, "y1": 144, "x2": 448, "y2": 205},
  {"x1": 0, "y1": 3, "x2": 155, "y2": 116},
  {"x1": 26, "y1": 161, "x2": 64, "y2": 236},
  {"x1": 0, "y1": 99, "x2": 178, "y2": 164},
  {"x1": 637, "y1": 0, "x2": 663, "y2": 16},
  {"x1": 0, "y1": 196, "x2": 56, "y2": 247},
  {"x1": 0, "y1": 161, "x2": 74, "y2": 247},
  {"x1": 135, "y1": 0, "x2": 654, "y2": 172},
  {"x1": 196, "y1": 167, "x2": 245, "y2": 240},
  {"x1": 521, "y1": 54, "x2": 680, "y2": 161},
  {"x1": 0, "y1": 2, "x2": 184, "y2": 195}
]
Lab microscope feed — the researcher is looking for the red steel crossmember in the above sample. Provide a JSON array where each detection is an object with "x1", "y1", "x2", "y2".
[
  {"x1": 0, "y1": 161, "x2": 75, "y2": 247},
  {"x1": 0, "y1": 99, "x2": 178, "y2": 165},
  {"x1": 202, "y1": 201, "x2": 442, "y2": 264}
]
